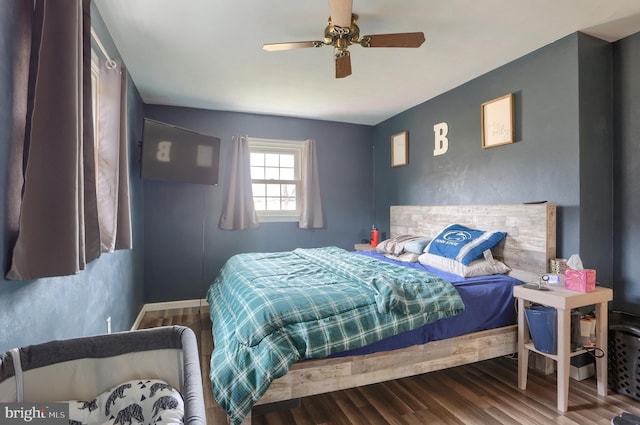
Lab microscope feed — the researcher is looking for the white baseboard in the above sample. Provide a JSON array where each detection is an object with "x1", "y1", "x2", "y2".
[
  {"x1": 145, "y1": 298, "x2": 209, "y2": 311},
  {"x1": 131, "y1": 298, "x2": 208, "y2": 330}
]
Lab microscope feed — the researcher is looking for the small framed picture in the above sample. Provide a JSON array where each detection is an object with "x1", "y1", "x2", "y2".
[
  {"x1": 391, "y1": 131, "x2": 409, "y2": 167},
  {"x1": 481, "y1": 93, "x2": 515, "y2": 148}
]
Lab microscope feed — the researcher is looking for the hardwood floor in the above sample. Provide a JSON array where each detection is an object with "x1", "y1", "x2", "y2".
[{"x1": 137, "y1": 306, "x2": 640, "y2": 424}]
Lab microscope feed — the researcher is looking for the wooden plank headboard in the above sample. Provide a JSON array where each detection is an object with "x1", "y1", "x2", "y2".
[{"x1": 390, "y1": 204, "x2": 556, "y2": 281}]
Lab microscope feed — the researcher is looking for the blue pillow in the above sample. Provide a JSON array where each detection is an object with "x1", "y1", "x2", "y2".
[
  {"x1": 403, "y1": 238, "x2": 431, "y2": 254},
  {"x1": 426, "y1": 224, "x2": 506, "y2": 266}
]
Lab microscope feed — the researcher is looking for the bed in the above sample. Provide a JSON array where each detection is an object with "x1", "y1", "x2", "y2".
[
  {"x1": 208, "y1": 203, "x2": 556, "y2": 425},
  {"x1": 0, "y1": 325, "x2": 206, "y2": 425}
]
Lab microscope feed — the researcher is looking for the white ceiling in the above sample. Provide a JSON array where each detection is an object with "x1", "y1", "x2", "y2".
[{"x1": 94, "y1": 0, "x2": 640, "y2": 126}]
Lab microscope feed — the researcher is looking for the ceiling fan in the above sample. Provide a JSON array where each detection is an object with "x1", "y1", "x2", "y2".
[{"x1": 262, "y1": 0, "x2": 425, "y2": 78}]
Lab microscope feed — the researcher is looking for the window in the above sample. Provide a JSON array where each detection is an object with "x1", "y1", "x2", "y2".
[{"x1": 248, "y1": 138, "x2": 305, "y2": 222}]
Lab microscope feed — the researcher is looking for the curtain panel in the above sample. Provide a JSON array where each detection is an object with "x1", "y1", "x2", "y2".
[
  {"x1": 299, "y1": 139, "x2": 324, "y2": 229},
  {"x1": 97, "y1": 58, "x2": 132, "y2": 252},
  {"x1": 218, "y1": 134, "x2": 259, "y2": 231},
  {"x1": 7, "y1": 0, "x2": 131, "y2": 280},
  {"x1": 113, "y1": 67, "x2": 133, "y2": 251}
]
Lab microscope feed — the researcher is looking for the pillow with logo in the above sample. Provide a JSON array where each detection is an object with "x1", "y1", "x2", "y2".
[{"x1": 425, "y1": 224, "x2": 506, "y2": 266}]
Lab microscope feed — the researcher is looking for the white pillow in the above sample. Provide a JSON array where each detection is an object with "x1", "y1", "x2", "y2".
[
  {"x1": 418, "y1": 250, "x2": 510, "y2": 277},
  {"x1": 383, "y1": 252, "x2": 420, "y2": 263}
]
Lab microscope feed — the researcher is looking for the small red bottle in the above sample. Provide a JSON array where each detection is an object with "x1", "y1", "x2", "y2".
[{"x1": 370, "y1": 225, "x2": 379, "y2": 248}]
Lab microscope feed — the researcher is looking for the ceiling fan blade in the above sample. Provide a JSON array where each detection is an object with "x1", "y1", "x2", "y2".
[
  {"x1": 335, "y1": 51, "x2": 352, "y2": 78},
  {"x1": 359, "y1": 32, "x2": 425, "y2": 48},
  {"x1": 328, "y1": 0, "x2": 353, "y2": 28},
  {"x1": 263, "y1": 41, "x2": 324, "y2": 51}
]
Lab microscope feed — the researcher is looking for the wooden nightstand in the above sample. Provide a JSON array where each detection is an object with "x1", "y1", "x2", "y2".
[
  {"x1": 513, "y1": 284, "x2": 613, "y2": 412},
  {"x1": 354, "y1": 243, "x2": 373, "y2": 252}
]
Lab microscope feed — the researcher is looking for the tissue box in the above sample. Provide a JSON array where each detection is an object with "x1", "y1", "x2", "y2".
[{"x1": 565, "y1": 268, "x2": 596, "y2": 292}]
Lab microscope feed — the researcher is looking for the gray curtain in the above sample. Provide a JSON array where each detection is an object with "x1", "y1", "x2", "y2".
[
  {"x1": 7, "y1": 0, "x2": 130, "y2": 280},
  {"x1": 5, "y1": 0, "x2": 32, "y2": 259},
  {"x1": 114, "y1": 67, "x2": 132, "y2": 251},
  {"x1": 97, "y1": 58, "x2": 132, "y2": 252},
  {"x1": 299, "y1": 139, "x2": 324, "y2": 229},
  {"x1": 218, "y1": 134, "x2": 259, "y2": 230}
]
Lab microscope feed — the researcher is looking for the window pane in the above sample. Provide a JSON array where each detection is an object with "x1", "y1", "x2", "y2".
[
  {"x1": 91, "y1": 73, "x2": 98, "y2": 133},
  {"x1": 251, "y1": 166, "x2": 264, "y2": 179},
  {"x1": 266, "y1": 184, "x2": 280, "y2": 196},
  {"x1": 281, "y1": 197, "x2": 296, "y2": 210},
  {"x1": 250, "y1": 152, "x2": 264, "y2": 166},
  {"x1": 265, "y1": 153, "x2": 280, "y2": 167},
  {"x1": 280, "y1": 168, "x2": 294, "y2": 180},
  {"x1": 266, "y1": 198, "x2": 280, "y2": 211},
  {"x1": 252, "y1": 184, "x2": 265, "y2": 196},
  {"x1": 281, "y1": 184, "x2": 296, "y2": 197},
  {"x1": 254, "y1": 197, "x2": 266, "y2": 211},
  {"x1": 265, "y1": 167, "x2": 279, "y2": 180},
  {"x1": 280, "y1": 154, "x2": 295, "y2": 168}
]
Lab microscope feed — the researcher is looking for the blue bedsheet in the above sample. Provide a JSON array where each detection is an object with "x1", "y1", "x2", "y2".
[{"x1": 337, "y1": 250, "x2": 523, "y2": 356}]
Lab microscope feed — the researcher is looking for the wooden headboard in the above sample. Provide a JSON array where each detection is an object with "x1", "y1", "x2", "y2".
[{"x1": 390, "y1": 204, "x2": 556, "y2": 282}]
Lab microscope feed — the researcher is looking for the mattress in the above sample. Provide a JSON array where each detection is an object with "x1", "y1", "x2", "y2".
[{"x1": 335, "y1": 250, "x2": 523, "y2": 356}]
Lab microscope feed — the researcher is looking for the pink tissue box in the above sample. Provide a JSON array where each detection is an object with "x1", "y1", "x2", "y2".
[{"x1": 565, "y1": 268, "x2": 596, "y2": 292}]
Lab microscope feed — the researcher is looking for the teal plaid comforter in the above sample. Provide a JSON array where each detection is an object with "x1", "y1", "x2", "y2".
[{"x1": 207, "y1": 246, "x2": 464, "y2": 424}]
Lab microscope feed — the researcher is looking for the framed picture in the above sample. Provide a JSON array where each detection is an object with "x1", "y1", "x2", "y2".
[
  {"x1": 391, "y1": 131, "x2": 409, "y2": 167},
  {"x1": 481, "y1": 93, "x2": 515, "y2": 148}
]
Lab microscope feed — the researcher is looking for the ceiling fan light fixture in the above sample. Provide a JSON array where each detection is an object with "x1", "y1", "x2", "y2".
[
  {"x1": 262, "y1": 4, "x2": 425, "y2": 78},
  {"x1": 325, "y1": 15, "x2": 360, "y2": 46},
  {"x1": 335, "y1": 36, "x2": 349, "y2": 50}
]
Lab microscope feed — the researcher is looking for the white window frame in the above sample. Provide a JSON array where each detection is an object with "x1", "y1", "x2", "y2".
[{"x1": 248, "y1": 137, "x2": 305, "y2": 223}]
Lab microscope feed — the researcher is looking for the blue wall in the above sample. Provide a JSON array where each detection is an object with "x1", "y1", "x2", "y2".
[
  {"x1": 0, "y1": 2, "x2": 145, "y2": 353},
  {"x1": 613, "y1": 32, "x2": 640, "y2": 313},
  {"x1": 374, "y1": 34, "x2": 583, "y2": 249},
  {"x1": 142, "y1": 106, "x2": 374, "y2": 302},
  {"x1": 372, "y1": 31, "x2": 636, "y2": 309},
  {"x1": 576, "y1": 33, "x2": 614, "y2": 289}
]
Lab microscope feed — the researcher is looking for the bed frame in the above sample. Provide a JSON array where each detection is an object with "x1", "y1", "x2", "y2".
[{"x1": 213, "y1": 203, "x2": 556, "y2": 425}]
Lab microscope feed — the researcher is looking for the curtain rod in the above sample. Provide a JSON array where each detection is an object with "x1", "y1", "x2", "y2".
[{"x1": 90, "y1": 28, "x2": 117, "y2": 69}]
